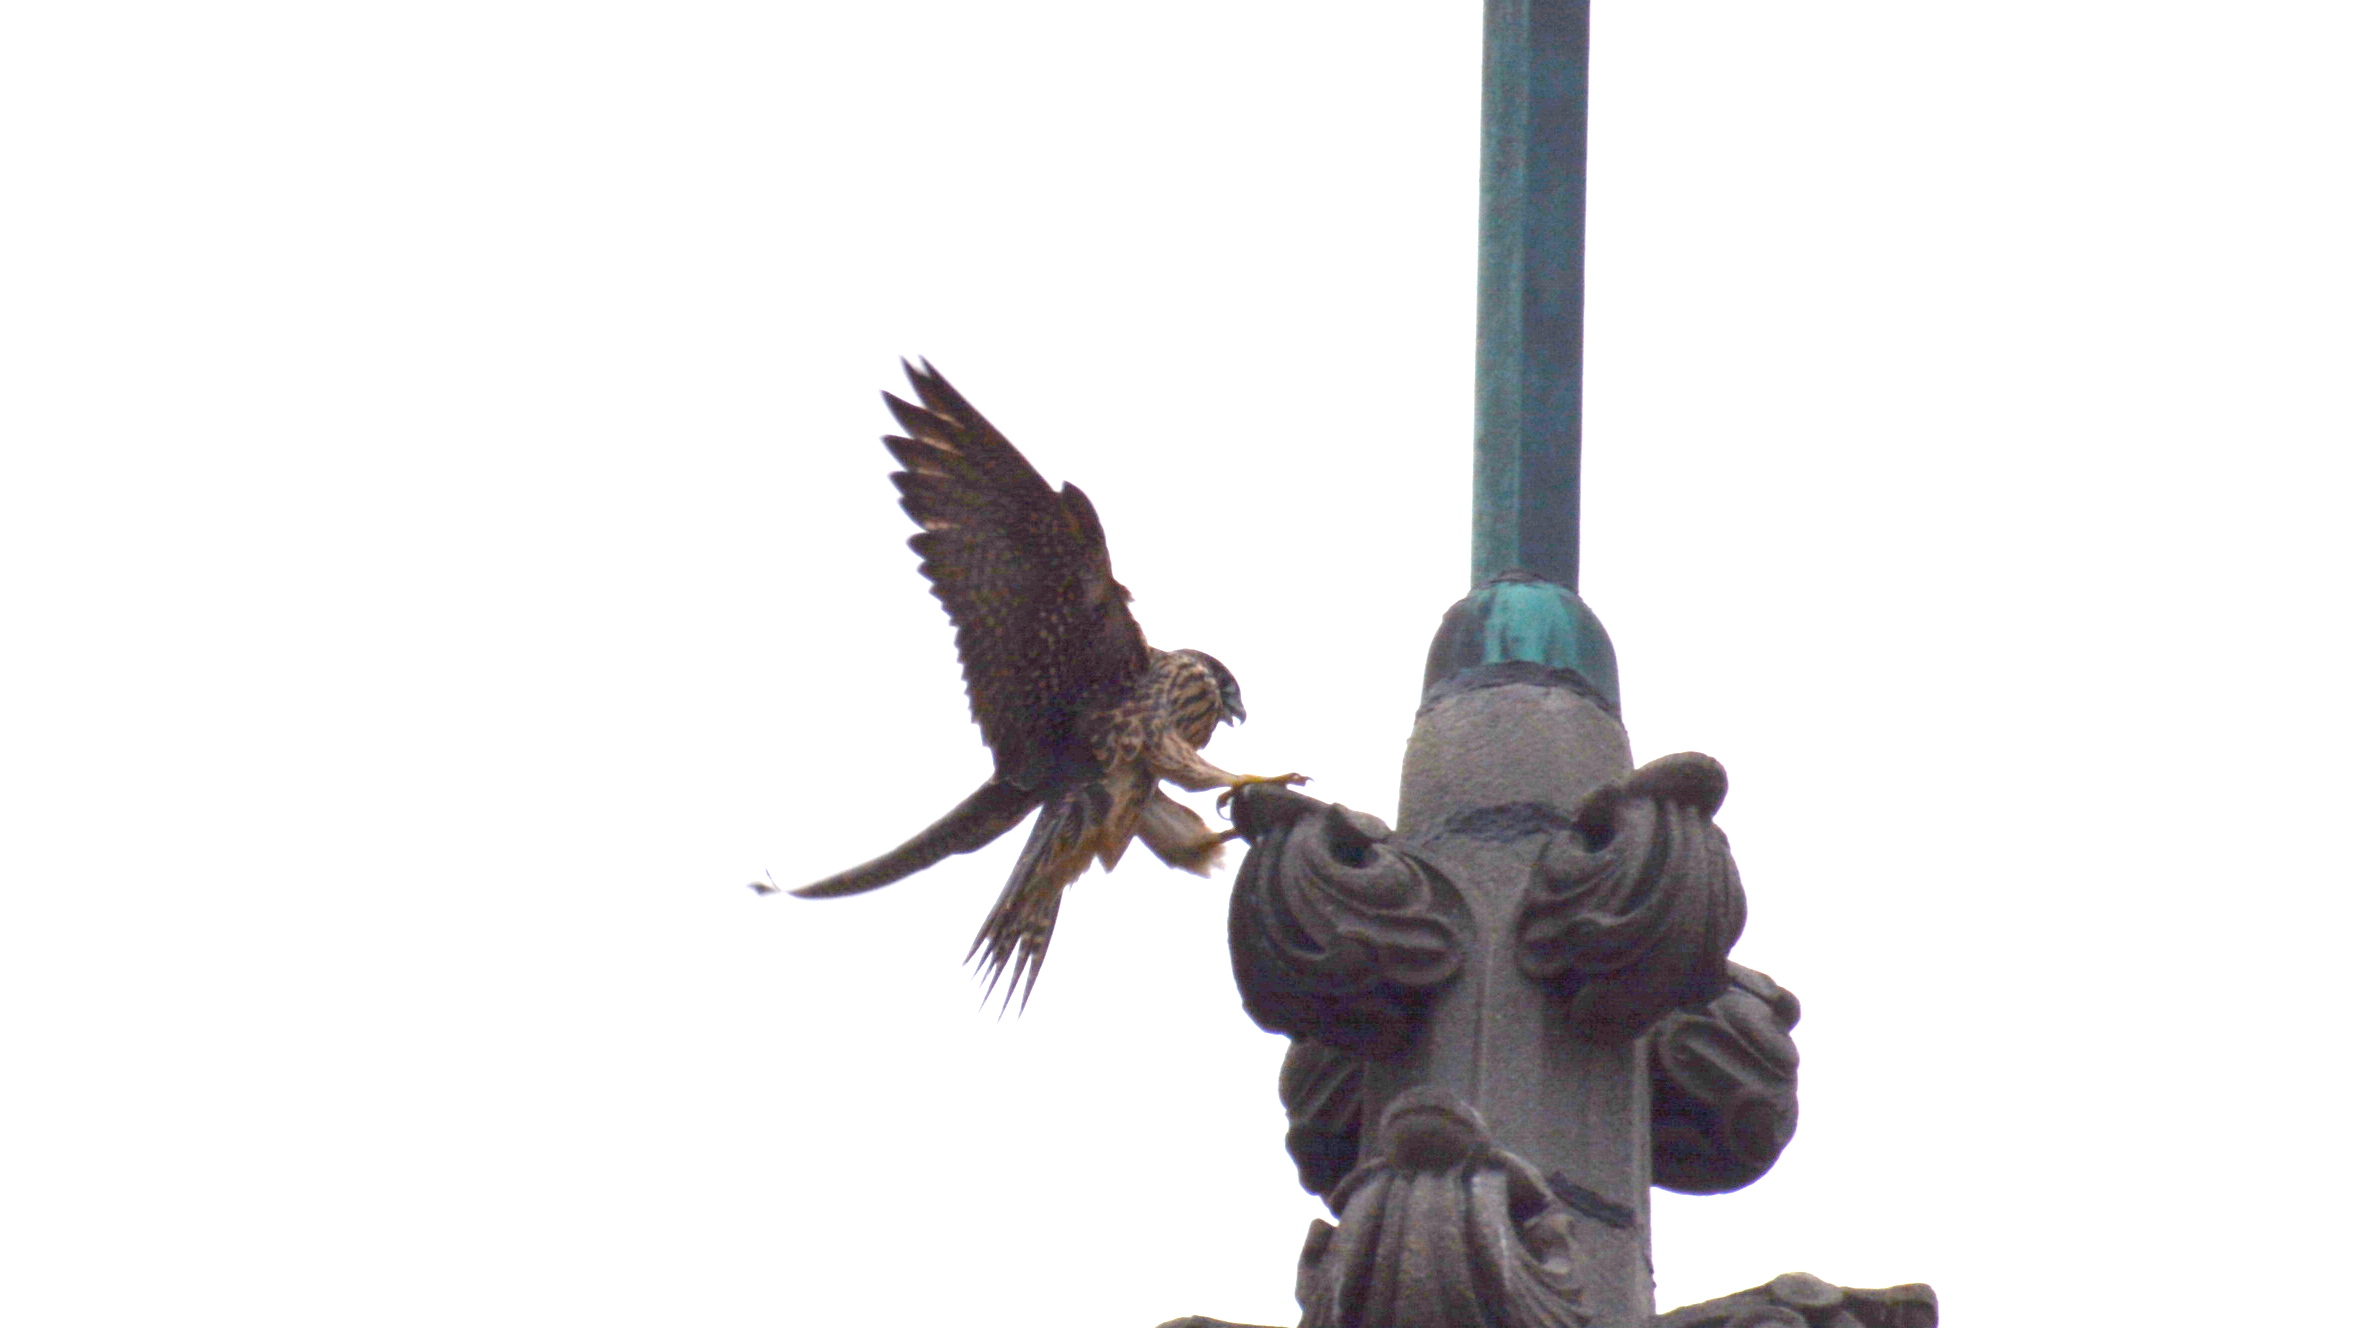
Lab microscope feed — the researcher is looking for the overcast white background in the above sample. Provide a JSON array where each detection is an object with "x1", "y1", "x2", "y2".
[{"x1": 4, "y1": 2, "x2": 2348, "y2": 1324}]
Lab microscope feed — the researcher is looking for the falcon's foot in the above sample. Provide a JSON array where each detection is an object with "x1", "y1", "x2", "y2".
[{"x1": 1215, "y1": 773, "x2": 1309, "y2": 814}]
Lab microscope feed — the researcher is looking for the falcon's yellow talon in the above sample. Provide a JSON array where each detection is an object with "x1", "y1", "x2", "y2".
[{"x1": 1215, "y1": 772, "x2": 1310, "y2": 814}]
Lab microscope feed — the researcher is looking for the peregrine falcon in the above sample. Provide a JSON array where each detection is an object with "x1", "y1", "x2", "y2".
[{"x1": 788, "y1": 362, "x2": 1302, "y2": 1007}]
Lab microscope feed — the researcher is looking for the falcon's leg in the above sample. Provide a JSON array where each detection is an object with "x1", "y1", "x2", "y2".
[
  {"x1": 1147, "y1": 739, "x2": 1306, "y2": 798},
  {"x1": 1136, "y1": 789, "x2": 1232, "y2": 875}
]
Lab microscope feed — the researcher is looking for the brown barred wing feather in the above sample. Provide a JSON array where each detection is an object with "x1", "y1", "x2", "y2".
[
  {"x1": 882, "y1": 361, "x2": 1150, "y2": 787},
  {"x1": 790, "y1": 779, "x2": 1039, "y2": 899}
]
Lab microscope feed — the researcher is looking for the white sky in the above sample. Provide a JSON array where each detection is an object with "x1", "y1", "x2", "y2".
[{"x1": 4, "y1": 2, "x2": 2348, "y2": 1324}]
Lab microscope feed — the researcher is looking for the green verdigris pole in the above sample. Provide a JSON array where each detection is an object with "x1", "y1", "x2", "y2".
[
  {"x1": 1476, "y1": 0, "x2": 1589, "y2": 590},
  {"x1": 1461, "y1": 0, "x2": 1618, "y2": 709}
]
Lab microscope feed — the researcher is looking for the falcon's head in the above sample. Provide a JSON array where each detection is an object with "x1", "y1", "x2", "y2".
[{"x1": 1178, "y1": 649, "x2": 1247, "y2": 726}]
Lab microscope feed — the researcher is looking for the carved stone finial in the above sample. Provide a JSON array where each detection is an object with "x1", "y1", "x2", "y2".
[
  {"x1": 1517, "y1": 752, "x2": 1747, "y2": 1041},
  {"x1": 1651, "y1": 963, "x2": 1802, "y2": 1195},
  {"x1": 1203, "y1": 672, "x2": 1928, "y2": 1328},
  {"x1": 1227, "y1": 786, "x2": 1471, "y2": 1061},
  {"x1": 1296, "y1": 1088, "x2": 1592, "y2": 1328}
]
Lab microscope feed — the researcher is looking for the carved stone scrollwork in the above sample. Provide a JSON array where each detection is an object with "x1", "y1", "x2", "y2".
[
  {"x1": 1518, "y1": 752, "x2": 1747, "y2": 1042},
  {"x1": 1227, "y1": 786, "x2": 1472, "y2": 1061},
  {"x1": 1278, "y1": 1038, "x2": 1363, "y2": 1201},
  {"x1": 1651, "y1": 963, "x2": 1802, "y2": 1195},
  {"x1": 1297, "y1": 1088, "x2": 1592, "y2": 1328},
  {"x1": 1656, "y1": 1272, "x2": 1938, "y2": 1328}
]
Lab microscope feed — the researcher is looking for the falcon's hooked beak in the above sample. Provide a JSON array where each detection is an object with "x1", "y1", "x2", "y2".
[{"x1": 1189, "y1": 649, "x2": 1246, "y2": 726}]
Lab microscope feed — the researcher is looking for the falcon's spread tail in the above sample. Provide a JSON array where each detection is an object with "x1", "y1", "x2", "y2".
[
  {"x1": 970, "y1": 780, "x2": 1118, "y2": 1011},
  {"x1": 792, "y1": 780, "x2": 1038, "y2": 899}
]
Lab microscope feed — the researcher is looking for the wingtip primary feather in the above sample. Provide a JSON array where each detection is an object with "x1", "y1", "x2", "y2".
[
  {"x1": 899, "y1": 356, "x2": 937, "y2": 400},
  {"x1": 881, "y1": 390, "x2": 942, "y2": 441},
  {"x1": 901, "y1": 359, "x2": 986, "y2": 426}
]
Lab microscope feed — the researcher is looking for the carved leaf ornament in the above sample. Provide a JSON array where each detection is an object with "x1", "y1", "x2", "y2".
[
  {"x1": 1277, "y1": 1038, "x2": 1364, "y2": 1200},
  {"x1": 1227, "y1": 786, "x2": 1471, "y2": 1060},
  {"x1": 1519, "y1": 752, "x2": 1748, "y2": 1041},
  {"x1": 1651, "y1": 963, "x2": 1802, "y2": 1194},
  {"x1": 1297, "y1": 1088, "x2": 1591, "y2": 1328},
  {"x1": 1656, "y1": 1271, "x2": 1938, "y2": 1328}
]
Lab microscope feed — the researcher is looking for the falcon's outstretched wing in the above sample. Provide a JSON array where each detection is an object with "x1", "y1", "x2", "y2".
[
  {"x1": 791, "y1": 779, "x2": 1039, "y2": 900},
  {"x1": 882, "y1": 361, "x2": 1150, "y2": 786}
]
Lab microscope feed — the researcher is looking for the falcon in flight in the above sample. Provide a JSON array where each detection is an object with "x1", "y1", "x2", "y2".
[{"x1": 787, "y1": 362, "x2": 1302, "y2": 1007}]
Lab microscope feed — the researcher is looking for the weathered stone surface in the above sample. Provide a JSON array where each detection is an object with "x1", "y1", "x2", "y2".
[
  {"x1": 1519, "y1": 753, "x2": 1746, "y2": 1042},
  {"x1": 1654, "y1": 1276, "x2": 1936, "y2": 1328},
  {"x1": 1399, "y1": 681, "x2": 1631, "y2": 840},
  {"x1": 1384, "y1": 680, "x2": 1652, "y2": 1328},
  {"x1": 1227, "y1": 786, "x2": 1470, "y2": 1062},
  {"x1": 1296, "y1": 1087, "x2": 1591, "y2": 1328},
  {"x1": 1650, "y1": 964, "x2": 1801, "y2": 1195}
]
